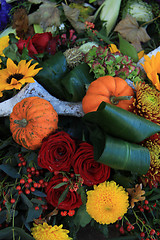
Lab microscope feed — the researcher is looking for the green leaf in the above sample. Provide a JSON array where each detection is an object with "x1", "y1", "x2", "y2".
[
  {"x1": 3, "y1": 43, "x2": 21, "y2": 62},
  {"x1": 32, "y1": 190, "x2": 47, "y2": 197},
  {"x1": 61, "y1": 63, "x2": 94, "y2": 102},
  {"x1": 0, "y1": 164, "x2": 20, "y2": 178},
  {"x1": 58, "y1": 186, "x2": 69, "y2": 206},
  {"x1": 118, "y1": 34, "x2": 139, "y2": 62},
  {"x1": 31, "y1": 198, "x2": 46, "y2": 205},
  {"x1": 148, "y1": 194, "x2": 160, "y2": 201},
  {"x1": 96, "y1": 134, "x2": 150, "y2": 175},
  {"x1": 26, "y1": 206, "x2": 42, "y2": 223},
  {"x1": 53, "y1": 182, "x2": 68, "y2": 189},
  {"x1": 77, "y1": 186, "x2": 87, "y2": 204},
  {"x1": 0, "y1": 137, "x2": 12, "y2": 150},
  {"x1": 0, "y1": 227, "x2": 12, "y2": 239},
  {"x1": 21, "y1": 193, "x2": 33, "y2": 208},
  {"x1": 35, "y1": 51, "x2": 68, "y2": 100},
  {"x1": 13, "y1": 227, "x2": 35, "y2": 240},
  {"x1": 83, "y1": 102, "x2": 160, "y2": 143},
  {"x1": 74, "y1": 205, "x2": 92, "y2": 227},
  {"x1": 0, "y1": 210, "x2": 7, "y2": 224}
]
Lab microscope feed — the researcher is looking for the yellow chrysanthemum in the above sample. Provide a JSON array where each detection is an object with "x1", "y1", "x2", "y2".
[
  {"x1": 0, "y1": 58, "x2": 42, "y2": 97},
  {"x1": 140, "y1": 52, "x2": 160, "y2": 91},
  {"x1": 138, "y1": 50, "x2": 145, "y2": 60},
  {"x1": 109, "y1": 44, "x2": 120, "y2": 54},
  {"x1": 0, "y1": 35, "x2": 9, "y2": 65},
  {"x1": 86, "y1": 181, "x2": 129, "y2": 225},
  {"x1": 31, "y1": 223, "x2": 72, "y2": 240}
]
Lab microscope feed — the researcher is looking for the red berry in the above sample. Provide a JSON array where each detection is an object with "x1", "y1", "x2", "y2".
[
  {"x1": 28, "y1": 178, "x2": 33, "y2": 183},
  {"x1": 115, "y1": 223, "x2": 119, "y2": 228},
  {"x1": 54, "y1": 171, "x2": 60, "y2": 176},
  {"x1": 16, "y1": 185, "x2": 21, "y2": 190},
  {"x1": 153, "y1": 203, "x2": 157, "y2": 207},
  {"x1": 140, "y1": 232, "x2": 145, "y2": 238},
  {"x1": 31, "y1": 167, "x2": 35, "y2": 172},
  {"x1": 118, "y1": 217, "x2": 122, "y2": 220},
  {"x1": 44, "y1": 182, "x2": 48, "y2": 187},
  {"x1": 157, "y1": 231, "x2": 160, "y2": 236},
  {"x1": 119, "y1": 226, "x2": 125, "y2": 234},
  {"x1": 22, "y1": 161, "x2": 26, "y2": 166},
  {"x1": 70, "y1": 173, "x2": 74, "y2": 178},
  {"x1": 30, "y1": 187, "x2": 35, "y2": 192},
  {"x1": 10, "y1": 198, "x2": 15, "y2": 204},
  {"x1": 20, "y1": 179, "x2": 25, "y2": 184},
  {"x1": 39, "y1": 179, "x2": 44, "y2": 184},
  {"x1": 62, "y1": 177, "x2": 68, "y2": 182},
  {"x1": 25, "y1": 183, "x2": 30, "y2": 188},
  {"x1": 35, "y1": 206, "x2": 39, "y2": 210},
  {"x1": 144, "y1": 200, "x2": 149, "y2": 205},
  {"x1": 18, "y1": 163, "x2": 22, "y2": 167},
  {"x1": 27, "y1": 174, "x2": 32, "y2": 178},
  {"x1": 68, "y1": 209, "x2": 75, "y2": 216},
  {"x1": 27, "y1": 167, "x2": 31, "y2": 172},
  {"x1": 25, "y1": 189, "x2": 30, "y2": 195},
  {"x1": 150, "y1": 229, "x2": 155, "y2": 235},
  {"x1": 140, "y1": 207, "x2": 144, "y2": 212},
  {"x1": 33, "y1": 182, "x2": 38, "y2": 188},
  {"x1": 18, "y1": 190, "x2": 22, "y2": 195},
  {"x1": 0, "y1": 207, "x2": 2, "y2": 211},
  {"x1": 35, "y1": 170, "x2": 39, "y2": 176},
  {"x1": 18, "y1": 153, "x2": 22, "y2": 158},
  {"x1": 37, "y1": 183, "x2": 41, "y2": 188}
]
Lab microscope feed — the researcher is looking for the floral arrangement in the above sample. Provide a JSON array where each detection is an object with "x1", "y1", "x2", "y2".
[{"x1": 0, "y1": 0, "x2": 160, "y2": 240}]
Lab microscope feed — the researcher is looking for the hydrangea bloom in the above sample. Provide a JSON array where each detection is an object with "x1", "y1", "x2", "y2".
[{"x1": 0, "y1": 0, "x2": 12, "y2": 31}]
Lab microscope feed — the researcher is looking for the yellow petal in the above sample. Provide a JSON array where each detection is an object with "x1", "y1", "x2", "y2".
[
  {"x1": 7, "y1": 58, "x2": 18, "y2": 74},
  {"x1": 20, "y1": 77, "x2": 35, "y2": 84}
]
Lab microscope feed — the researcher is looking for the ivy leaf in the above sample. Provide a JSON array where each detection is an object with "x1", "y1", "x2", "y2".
[
  {"x1": 58, "y1": 186, "x2": 69, "y2": 206},
  {"x1": 0, "y1": 164, "x2": 20, "y2": 178}
]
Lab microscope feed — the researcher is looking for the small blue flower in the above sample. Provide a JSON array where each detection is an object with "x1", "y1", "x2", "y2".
[{"x1": 0, "y1": 0, "x2": 12, "y2": 31}]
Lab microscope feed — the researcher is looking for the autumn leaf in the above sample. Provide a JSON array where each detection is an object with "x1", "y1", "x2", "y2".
[
  {"x1": 12, "y1": 8, "x2": 29, "y2": 38},
  {"x1": 62, "y1": 3, "x2": 86, "y2": 33},
  {"x1": 127, "y1": 183, "x2": 145, "y2": 208},
  {"x1": 114, "y1": 14, "x2": 150, "y2": 52},
  {"x1": 33, "y1": 208, "x2": 59, "y2": 224},
  {"x1": 28, "y1": 1, "x2": 61, "y2": 31}
]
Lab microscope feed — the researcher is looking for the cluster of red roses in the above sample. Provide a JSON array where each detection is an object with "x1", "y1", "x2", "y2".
[
  {"x1": 16, "y1": 29, "x2": 77, "y2": 58},
  {"x1": 37, "y1": 131, "x2": 110, "y2": 210}
]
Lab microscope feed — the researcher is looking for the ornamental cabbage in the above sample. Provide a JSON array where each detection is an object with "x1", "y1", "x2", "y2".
[{"x1": 122, "y1": 0, "x2": 153, "y2": 22}]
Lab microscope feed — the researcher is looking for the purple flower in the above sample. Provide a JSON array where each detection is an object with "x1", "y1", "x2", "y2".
[{"x1": 0, "y1": 0, "x2": 12, "y2": 31}]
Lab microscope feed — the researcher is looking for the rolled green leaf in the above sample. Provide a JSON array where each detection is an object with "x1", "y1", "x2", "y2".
[
  {"x1": 61, "y1": 63, "x2": 94, "y2": 102},
  {"x1": 95, "y1": 134, "x2": 150, "y2": 175},
  {"x1": 35, "y1": 51, "x2": 68, "y2": 100},
  {"x1": 83, "y1": 102, "x2": 160, "y2": 143}
]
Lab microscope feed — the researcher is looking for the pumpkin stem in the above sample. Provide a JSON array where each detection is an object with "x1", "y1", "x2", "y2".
[
  {"x1": 110, "y1": 95, "x2": 133, "y2": 105},
  {"x1": 14, "y1": 119, "x2": 28, "y2": 127}
]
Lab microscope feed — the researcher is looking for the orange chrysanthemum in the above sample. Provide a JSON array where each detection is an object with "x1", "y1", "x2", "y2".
[
  {"x1": 86, "y1": 181, "x2": 129, "y2": 225},
  {"x1": 141, "y1": 52, "x2": 160, "y2": 91}
]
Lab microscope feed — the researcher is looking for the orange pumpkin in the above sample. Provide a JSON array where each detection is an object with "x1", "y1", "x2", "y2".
[
  {"x1": 82, "y1": 76, "x2": 134, "y2": 114},
  {"x1": 10, "y1": 97, "x2": 58, "y2": 150}
]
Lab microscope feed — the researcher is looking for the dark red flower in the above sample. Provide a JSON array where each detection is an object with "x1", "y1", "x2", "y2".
[
  {"x1": 16, "y1": 37, "x2": 38, "y2": 57},
  {"x1": 38, "y1": 131, "x2": 76, "y2": 172},
  {"x1": 46, "y1": 174, "x2": 82, "y2": 210},
  {"x1": 71, "y1": 142, "x2": 110, "y2": 186},
  {"x1": 32, "y1": 32, "x2": 52, "y2": 53}
]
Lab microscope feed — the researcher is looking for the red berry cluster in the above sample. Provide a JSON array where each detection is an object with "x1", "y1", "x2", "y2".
[{"x1": 60, "y1": 209, "x2": 75, "y2": 217}]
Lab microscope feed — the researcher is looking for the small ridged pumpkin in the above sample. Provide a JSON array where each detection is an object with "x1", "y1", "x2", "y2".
[
  {"x1": 82, "y1": 76, "x2": 134, "y2": 114},
  {"x1": 10, "y1": 97, "x2": 58, "y2": 150}
]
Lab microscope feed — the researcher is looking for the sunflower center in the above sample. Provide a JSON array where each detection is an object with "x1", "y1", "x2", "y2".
[{"x1": 7, "y1": 73, "x2": 24, "y2": 84}]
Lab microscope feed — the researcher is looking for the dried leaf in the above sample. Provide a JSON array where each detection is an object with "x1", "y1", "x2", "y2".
[
  {"x1": 12, "y1": 8, "x2": 29, "y2": 38},
  {"x1": 127, "y1": 183, "x2": 145, "y2": 208},
  {"x1": 28, "y1": 1, "x2": 60, "y2": 31},
  {"x1": 33, "y1": 208, "x2": 59, "y2": 224},
  {"x1": 114, "y1": 14, "x2": 150, "y2": 52},
  {"x1": 62, "y1": 3, "x2": 85, "y2": 33}
]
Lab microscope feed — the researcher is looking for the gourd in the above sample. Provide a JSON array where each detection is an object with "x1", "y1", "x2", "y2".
[
  {"x1": 10, "y1": 97, "x2": 58, "y2": 150},
  {"x1": 82, "y1": 76, "x2": 134, "y2": 114}
]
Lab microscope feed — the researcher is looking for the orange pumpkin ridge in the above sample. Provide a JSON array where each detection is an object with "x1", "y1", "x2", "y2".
[
  {"x1": 82, "y1": 76, "x2": 134, "y2": 114},
  {"x1": 10, "y1": 97, "x2": 58, "y2": 150}
]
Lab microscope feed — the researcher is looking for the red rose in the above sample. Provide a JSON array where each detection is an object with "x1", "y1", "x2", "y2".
[
  {"x1": 38, "y1": 131, "x2": 76, "y2": 172},
  {"x1": 71, "y1": 142, "x2": 110, "y2": 186},
  {"x1": 46, "y1": 174, "x2": 82, "y2": 210},
  {"x1": 16, "y1": 37, "x2": 38, "y2": 57},
  {"x1": 32, "y1": 32, "x2": 52, "y2": 53}
]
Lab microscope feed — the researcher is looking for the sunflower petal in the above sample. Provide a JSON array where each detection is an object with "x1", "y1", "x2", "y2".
[{"x1": 7, "y1": 58, "x2": 18, "y2": 74}]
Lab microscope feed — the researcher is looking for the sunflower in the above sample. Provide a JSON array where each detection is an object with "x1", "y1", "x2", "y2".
[
  {"x1": 0, "y1": 58, "x2": 42, "y2": 97},
  {"x1": 0, "y1": 35, "x2": 9, "y2": 65},
  {"x1": 31, "y1": 223, "x2": 72, "y2": 240},
  {"x1": 86, "y1": 181, "x2": 129, "y2": 225},
  {"x1": 141, "y1": 52, "x2": 160, "y2": 91}
]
